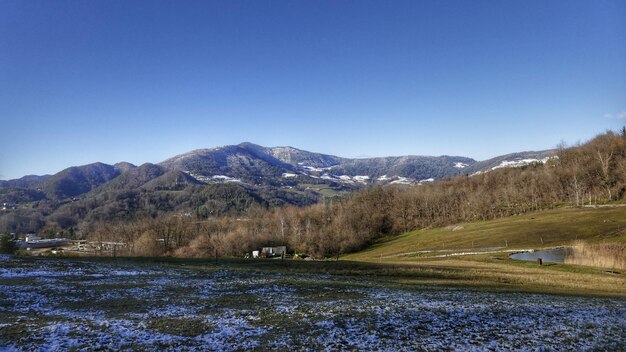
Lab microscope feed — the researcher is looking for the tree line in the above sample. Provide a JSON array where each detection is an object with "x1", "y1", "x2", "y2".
[{"x1": 88, "y1": 130, "x2": 626, "y2": 258}]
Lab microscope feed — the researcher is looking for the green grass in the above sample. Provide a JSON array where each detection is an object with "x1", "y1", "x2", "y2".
[
  {"x1": 338, "y1": 206, "x2": 626, "y2": 296},
  {"x1": 299, "y1": 183, "x2": 346, "y2": 198},
  {"x1": 346, "y1": 206, "x2": 626, "y2": 261}
]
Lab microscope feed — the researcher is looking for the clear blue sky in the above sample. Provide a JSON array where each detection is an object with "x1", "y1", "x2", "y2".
[{"x1": 1, "y1": 0, "x2": 625, "y2": 179}]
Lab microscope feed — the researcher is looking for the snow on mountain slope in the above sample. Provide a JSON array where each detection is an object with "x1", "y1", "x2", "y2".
[
  {"x1": 490, "y1": 157, "x2": 554, "y2": 170},
  {"x1": 464, "y1": 150, "x2": 556, "y2": 176}
]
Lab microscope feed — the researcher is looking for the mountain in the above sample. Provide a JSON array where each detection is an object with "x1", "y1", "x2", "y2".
[
  {"x1": 38, "y1": 162, "x2": 121, "y2": 199},
  {"x1": 159, "y1": 143, "x2": 296, "y2": 184},
  {"x1": 0, "y1": 144, "x2": 557, "y2": 196},
  {"x1": 103, "y1": 163, "x2": 167, "y2": 190},
  {"x1": 328, "y1": 155, "x2": 476, "y2": 181},
  {"x1": 0, "y1": 175, "x2": 50, "y2": 189},
  {"x1": 113, "y1": 162, "x2": 137, "y2": 173},
  {"x1": 0, "y1": 187, "x2": 46, "y2": 205},
  {"x1": 464, "y1": 150, "x2": 556, "y2": 175},
  {"x1": 0, "y1": 143, "x2": 555, "y2": 234},
  {"x1": 159, "y1": 142, "x2": 477, "y2": 186},
  {"x1": 265, "y1": 145, "x2": 345, "y2": 168},
  {"x1": 141, "y1": 170, "x2": 203, "y2": 191}
]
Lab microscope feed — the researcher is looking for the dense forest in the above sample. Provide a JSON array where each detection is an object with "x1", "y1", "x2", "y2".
[{"x1": 84, "y1": 130, "x2": 626, "y2": 258}]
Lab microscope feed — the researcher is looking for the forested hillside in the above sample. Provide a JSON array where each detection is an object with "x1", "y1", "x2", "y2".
[
  {"x1": 85, "y1": 130, "x2": 626, "y2": 258},
  {"x1": 0, "y1": 142, "x2": 511, "y2": 234}
]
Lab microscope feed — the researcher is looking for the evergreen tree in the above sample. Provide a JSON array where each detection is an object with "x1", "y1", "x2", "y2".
[{"x1": 0, "y1": 231, "x2": 17, "y2": 254}]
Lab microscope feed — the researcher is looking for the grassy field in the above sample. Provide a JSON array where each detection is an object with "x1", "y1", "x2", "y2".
[
  {"x1": 1, "y1": 255, "x2": 625, "y2": 351},
  {"x1": 299, "y1": 183, "x2": 346, "y2": 199},
  {"x1": 340, "y1": 206, "x2": 626, "y2": 296},
  {"x1": 347, "y1": 206, "x2": 626, "y2": 261}
]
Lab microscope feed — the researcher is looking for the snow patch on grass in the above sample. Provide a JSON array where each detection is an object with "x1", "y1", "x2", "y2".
[{"x1": 1, "y1": 256, "x2": 624, "y2": 351}]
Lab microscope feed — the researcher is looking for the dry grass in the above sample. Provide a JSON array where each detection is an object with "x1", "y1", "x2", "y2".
[
  {"x1": 566, "y1": 241, "x2": 626, "y2": 270},
  {"x1": 354, "y1": 257, "x2": 626, "y2": 296}
]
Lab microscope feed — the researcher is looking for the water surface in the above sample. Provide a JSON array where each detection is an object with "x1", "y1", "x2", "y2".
[{"x1": 510, "y1": 247, "x2": 568, "y2": 263}]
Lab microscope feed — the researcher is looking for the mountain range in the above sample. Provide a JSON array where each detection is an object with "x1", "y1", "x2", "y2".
[{"x1": 0, "y1": 143, "x2": 554, "y2": 233}]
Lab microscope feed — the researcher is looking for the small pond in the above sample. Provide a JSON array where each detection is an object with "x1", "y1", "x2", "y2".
[{"x1": 510, "y1": 247, "x2": 569, "y2": 263}]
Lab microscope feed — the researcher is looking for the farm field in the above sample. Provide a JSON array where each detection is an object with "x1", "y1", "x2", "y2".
[{"x1": 1, "y1": 255, "x2": 625, "y2": 351}]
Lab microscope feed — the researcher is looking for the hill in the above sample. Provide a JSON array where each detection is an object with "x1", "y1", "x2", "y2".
[
  {"x1": 0, "y1": 175, "x2": 50, "y2": 189},
  {"x1": 38, "y1": 162, "x2": 121, "y2": 199},
  {"x1": 0, "y1": 142, "x2": 556, "y2": 234},
  {"x1": 265, "y1": 145, "x2": 345, "y2": 167},
  {"x1": 329, "y1": 155, "x2": 476, "y2": 181},
  {"x1": 344, "y1": 206, "x2": 626, "y2": 261},
  {"x1": 158, "y1": 142, "x2": 480, "y2": 185},
  {"x1": 463, "y1": 150, "x2": 556, "y2": 175},
  {"x1": 78, "y1": 130, "x2": 622, "y2": 263},
  {"x1": 159, "y1": 143, "x2": 297, "y2": 184}
]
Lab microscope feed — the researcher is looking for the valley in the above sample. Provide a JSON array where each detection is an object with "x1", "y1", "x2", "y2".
[
  {"x1": 3, "y1": 1, "x2": 624, "y2": 350},
  {"x1": 1, "y1": 133, "x2": 625, "y2": 351}
]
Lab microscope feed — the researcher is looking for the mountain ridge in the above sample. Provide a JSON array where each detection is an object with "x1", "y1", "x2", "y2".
[
  {"x1": 1, "y1": 142, "x2": 556, "y2": 186},
  {"x1": 0, "y1": 143, "x2": 556, "y2": 233}
]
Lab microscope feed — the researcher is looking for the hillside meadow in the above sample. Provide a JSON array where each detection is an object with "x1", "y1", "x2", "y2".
[
  {"x1": 346, "y1": 206, "x2": 626, "y2": 260},
  {"x1": 342, "y1": 205, "x2": 626, "y2": 296}
]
